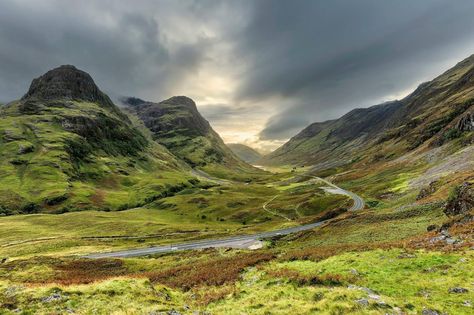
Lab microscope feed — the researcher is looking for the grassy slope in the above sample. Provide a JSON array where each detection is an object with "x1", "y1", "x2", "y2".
[
  {"x1": 262, "y1": 54, "x2": 474, "y2": 169},
  {"x1": 0, "y1": 99, "x2": 195, "y2": 214},
  {"x1": 125, "y1": 97, "x2": 267, "y2": 182},
  {"x1": 1, "y1": 59, "x2": 474, "y2": 313},
  {"x1": 227, "y1": 143, "x2": 262, "y2": 164}
]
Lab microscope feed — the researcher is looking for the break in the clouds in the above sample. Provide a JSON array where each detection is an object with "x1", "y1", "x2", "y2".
[{"x1": 1, "y1": 0, "x2": 474, "y2": 150}]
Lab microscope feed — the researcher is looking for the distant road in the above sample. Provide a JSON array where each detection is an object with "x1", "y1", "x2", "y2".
[{"x1": 85, "y1": 176, "x2": 364, "y2": 259}]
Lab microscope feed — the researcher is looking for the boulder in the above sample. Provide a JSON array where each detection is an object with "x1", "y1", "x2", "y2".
[
  {"x1": 456, "y1": 112, "x2": 474, "y2": 131},
  {"x1": 449, "y1": 287, "x2": 469, "y2": 294},
  {"x1": 445, "y1": 182, "x2": 474, "y2": 216}
]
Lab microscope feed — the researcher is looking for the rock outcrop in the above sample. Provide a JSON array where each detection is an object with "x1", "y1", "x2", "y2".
[
  {"x1": 456, "y1": 112, "x2": 474, "y2": 131},
  {"x1": 22, "y1": 65, "x2": 115, "y2": 109},
  {"x1": 444, "y1": 182, "x2": 474, "y2": 216}
]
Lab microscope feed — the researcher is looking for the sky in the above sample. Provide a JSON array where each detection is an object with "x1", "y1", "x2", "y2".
[{"x1": 1, "y1": 0, "x2": 474, "y2": 152}]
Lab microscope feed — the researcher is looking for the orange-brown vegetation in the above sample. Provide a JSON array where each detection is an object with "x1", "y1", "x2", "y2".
[{"x1": 147, "y1": 252, "x2": 275, "y2": 290}]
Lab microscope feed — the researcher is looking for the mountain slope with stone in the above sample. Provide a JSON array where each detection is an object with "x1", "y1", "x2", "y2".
[
  {"x1": 262, "y1": 54, "x2": 474, "y2": 169},
  {"x1": 227, "y1": 143, "x2": 262, "y2": 164},
  {"x1": 122, "y1": 96, "x2": 264, "y2": 181},
  {"x1": 0, "y1": 66, "x2": 193, "y2": 214}
]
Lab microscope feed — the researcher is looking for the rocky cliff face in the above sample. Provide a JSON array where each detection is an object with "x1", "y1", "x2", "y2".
[
  {"x1": 262, "y1": 54, "x2": 474, "y2": 167},
  {"x1": 125, "y1": 96, "x2": 211, "y2": 138},
  {"x1": 0, "y1": 66, "x2": 187, "y2": 214},
  {"x1": 23, "y1": 65, "x2": 114, "y2": 107},
  {"x1": 456, "y1": 112, "x2": 474, "y2": 131},
  {"x1": 122, "y1": 96, "x2": 262, "y2": 180},
  {"x1": 445, "y1": 182, "x2": 474, "y2": 217}
]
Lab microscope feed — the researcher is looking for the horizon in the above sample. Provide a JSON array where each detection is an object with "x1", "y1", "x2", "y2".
[{"x1": 2, "y1": 0, "x2": 474, "y2": 151}]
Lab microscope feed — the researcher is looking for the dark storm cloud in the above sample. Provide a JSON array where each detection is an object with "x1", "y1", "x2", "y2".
[
  {"x1": 0, "y1": 0, "x2": 213, "y2": 102},
  {"x1": 232, "y1": 0, "x2": 474, "y2": 140},
  {"x1": 1, "y1": 0, "x2": 474, "y2": 146}
]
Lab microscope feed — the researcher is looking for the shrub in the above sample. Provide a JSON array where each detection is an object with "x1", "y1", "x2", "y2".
[{"x1": 147, "y1": 252, "x2": 275, "y2": 290}]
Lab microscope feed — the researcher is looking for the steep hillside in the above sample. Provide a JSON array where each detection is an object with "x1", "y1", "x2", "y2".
[
  {"x1": 262, "y1": 101, "x2": 402, "y2": 166},
  {"x1": 262, "y1": 54, "x2": 474, "y2": 168},
  {"x1": 123, "y1": 96, "x2": 264, "y2": 181},
  {"x1": 0, "y1": 66, "x2": 193, "y2": 214},
  {"x1": 227, "y1": 143, "x2": 262, "y2": 164}
]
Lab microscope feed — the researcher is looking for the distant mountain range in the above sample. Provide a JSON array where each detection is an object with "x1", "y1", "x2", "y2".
[
  {"x1": 227, "y1": 143, "x2": 262, "y2": 164},
  {"x1": 121, "y1": 96, "x2": 262, "y2": 180},
  {"x1": 0, "y1": 65, "x2": 257, "y2": 214},
  {"x1": 261, "y1": 54, "x2": 474, "y2": 168}
]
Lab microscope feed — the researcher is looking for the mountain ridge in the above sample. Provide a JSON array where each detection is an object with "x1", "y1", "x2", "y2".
[
  {"x1": 227, "y1": 143, "x2": 262, "y2": 164},
  {"x1": 262, "y1": 54, "x2": 474, "y2": 168},
  {"x1": 122, "y1": 96, "x2": 264, "y2": 181},
  {"x1": 0, "y1": 66, "x2": 192, "y2": 214}
]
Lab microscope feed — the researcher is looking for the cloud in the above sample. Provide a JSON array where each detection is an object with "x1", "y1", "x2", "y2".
[
  {"x1": 231, "y1": 0, "x2": 474, "y2": 140},
  {"x1": 1, "y1": 0, "x2": 474, "y2": 149}
]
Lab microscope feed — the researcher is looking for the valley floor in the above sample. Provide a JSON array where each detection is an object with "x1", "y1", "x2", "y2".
[{"x1": 0, "y1": 164, "x2": 473, "y2": 314}]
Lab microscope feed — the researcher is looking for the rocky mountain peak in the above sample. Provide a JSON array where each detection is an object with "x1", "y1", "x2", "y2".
[
  {"x1": 160, "y1": 96, "x2": 197, "y2": 108},
  {"x1": 22, "y1": 65, "x2": 114, "y2": 107}
]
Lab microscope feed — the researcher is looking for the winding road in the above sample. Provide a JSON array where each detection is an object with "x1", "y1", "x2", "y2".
[{"x1": 85, "y1": 176, "x2": 364, "y2": 259}]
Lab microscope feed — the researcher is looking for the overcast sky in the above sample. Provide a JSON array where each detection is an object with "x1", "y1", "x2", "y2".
[{"x1": 1, "y1": 0, "x2": 474, "y2": 152}]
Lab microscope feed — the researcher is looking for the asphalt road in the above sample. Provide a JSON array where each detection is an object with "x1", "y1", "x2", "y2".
[{"x1": 84, "y1": 176, "x2": 364, "y2": 259}]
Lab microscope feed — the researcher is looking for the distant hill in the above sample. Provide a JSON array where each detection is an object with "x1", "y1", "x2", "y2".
[
  {"x1": 0, "y1": 66, "x2": 192, "y2": 214},
  {"x1": 122, "y1": 96, "x2": 264, "y2": 181},
  {"x1": 227, "y1": 143, "x2": 262, "y2": 164},
  {"x1": 262, "y1": 54, "x2": 474, "y2": 168}
]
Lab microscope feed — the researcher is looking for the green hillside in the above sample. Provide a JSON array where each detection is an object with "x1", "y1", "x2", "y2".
[
  {"x1": 227, "y1": 143, "x2": 263, "y2": 164},
  {"x1": 0, "y1": 57, "x2": 473, "y2": 315},
  {"x1": 262, "y1": 54, "x2": 474, "y2": 169},
  {"x1": 123, "y1": 96, "x2": 266, "y2": 181},
  {"x1": 0, "y1": 66, "x2": 193, "y2": 214}
]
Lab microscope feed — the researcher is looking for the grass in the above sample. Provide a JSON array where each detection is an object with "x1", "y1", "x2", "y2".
[
  {"x1": 0, "y1": 131, "x2": 472, "y2": 314},
  {"x1": 2, "y1": 247, "x2": 470, "y2": 314},
  {"x1": 0, "y1": 99, "x2": 195, "y2": 214}
]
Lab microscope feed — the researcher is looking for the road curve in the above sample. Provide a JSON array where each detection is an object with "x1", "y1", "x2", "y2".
[{"x1": 84, "y1": 177, "x2": 364, "y2": 259}]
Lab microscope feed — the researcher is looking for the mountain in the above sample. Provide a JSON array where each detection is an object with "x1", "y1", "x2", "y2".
[
  {"x1": 227, "y1": 143, "x2": 262, "y2": 164},
  {"x1": 262, "y1": 54, "x2": 474, "y2": 169},
  {"x1": 122, "y1": 96, "x2": 263, "y2": 181},
  {"x1": 0, "y1": 65, "x2": 192, "y2": 214}
]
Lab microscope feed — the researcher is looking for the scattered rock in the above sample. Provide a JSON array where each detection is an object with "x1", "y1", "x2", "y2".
[
  {"x1": 1, "y1": 257, "x2": 7, "y2": 264},
  {"x1": 348, "y1": 285, "x2": 376, "y2": 295},
  {"x1": 456, "y1": 112, "x2": 474, "y2": 131},
  {"x1": 150, "y1": 311, "x2": 182, "y2": 315},
  {"x1": 42, "y1": 293, "x2": 63, "y2": 303},
  {"x1": 422, "y1": 309, "x2": 440, "y2": 315},
  {"x1": 350, "y1": 268, "x2": 359, "y2": 276},
  {"x1": 355, "y1": 298, "x2": 369, "y2": 306},
  {"x1": 449, "y1": 287, "x2": 469, "y2": 294},
  {"x1": 463, "y1": 300, "x2": 472, "y2": 307},
  {"x1": 17, "y1": 144, "x2": 34, "y2": 154},
  {"x1": 417, "y1": 181, "x2": 438, "y2": 200},
  {"x1": 368, "y1": 293, "x2": 381, "y2": 301},
  {"x1": 440, "y1": 230, "x2": 450, "y2": 237},
  {"x1": 398, "y1": 252, "x2": 416, "y2": 259},
  {"x1": 445, "y1": 237, "x2": 459, "y2": 245}
]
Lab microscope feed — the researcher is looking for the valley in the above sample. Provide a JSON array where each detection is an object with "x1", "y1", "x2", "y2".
[{"x1": 0, "y1": 57, "x2": 472, "y2": 315}]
